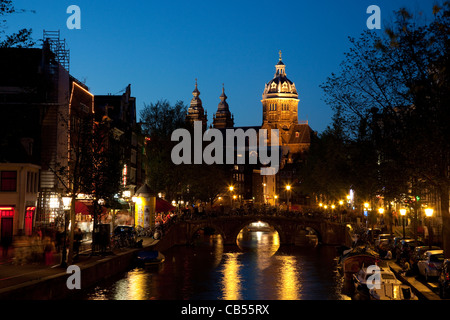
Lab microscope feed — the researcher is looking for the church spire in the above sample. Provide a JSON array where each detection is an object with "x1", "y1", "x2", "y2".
[
  {"x1": 275, "y1": 50, "x2": 286, "y2": 76},
  {"x1": 186, "y1": 78, "x2": 207, "y2": 130},
  {"x1": 213, "y1": 83, "x2": 234, "y2": 129}
]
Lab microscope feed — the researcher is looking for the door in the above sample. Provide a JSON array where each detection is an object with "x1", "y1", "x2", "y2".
[
  {"x1": 25, "y1": 208, "x2": 35, "y2": 236},
  {"x1": 1, "y1": 217, "x2": 13, "y2": 245}
]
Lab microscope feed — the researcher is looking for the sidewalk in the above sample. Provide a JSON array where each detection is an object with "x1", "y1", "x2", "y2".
[
  {"x1": 0, "y1": 237, "x2": 158, "y2": 294},
  {"x1": 387, "y1": 260, "x2": 442, "y2": 300}
]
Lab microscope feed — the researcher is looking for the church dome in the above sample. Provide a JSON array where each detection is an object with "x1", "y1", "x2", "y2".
[{"x1": 262, "y1": 51, "x2": 298, "y2": 100}]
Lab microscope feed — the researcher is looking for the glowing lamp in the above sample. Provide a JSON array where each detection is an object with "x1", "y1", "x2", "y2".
[{"x1": 424, "y1": 208, "x2": 434, "y2": 217}]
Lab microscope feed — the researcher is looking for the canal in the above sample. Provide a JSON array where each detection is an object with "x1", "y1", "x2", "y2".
[{"x1": 77, "y1": 223, "x2": 350, "y2": 300}]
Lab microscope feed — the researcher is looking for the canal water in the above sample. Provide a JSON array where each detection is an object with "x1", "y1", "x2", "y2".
[{"x1": 78, "y1": 226, "x2": 350, "y2": 300}]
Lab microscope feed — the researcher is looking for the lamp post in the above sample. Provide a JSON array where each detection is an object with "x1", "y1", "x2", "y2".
[
  {"x1": 286, "y1": 185, "x2": 291, "y2": 211},
  {"x1": 400, "y1": 208, "x2": 407, "y2": 239},
  {"x1": 338, "y1": 200, "x2": 344, "y2": 223},
  {"x1": 363, "y1": 202, "x2": 370, "y2": 228},
  {"x1": 378, "y1": 207, "x2": 384, "y2": 226},
  {"x1": 61, "y1": 196, "x2": 72, "y2": 267},
  {"x1": 425, "y1": 208, "x2": 434, "y2": 249},
  {"x1": 263, "y1": 183, "x2": 267, "y2": 205},
  {"x1": 229, "y1": 186, "x2": 234, "y2": 208}
]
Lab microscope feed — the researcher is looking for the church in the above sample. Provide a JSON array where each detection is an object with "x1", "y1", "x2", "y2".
[{"x1": 185, "y1": 52, "x2": 314, "y2": 208}]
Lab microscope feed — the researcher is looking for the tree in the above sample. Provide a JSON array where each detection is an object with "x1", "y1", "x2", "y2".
[
  {"x1": 184, "y1": 163, "x2": 232, "y2": 207},
  {"x1": 321, "y1": 2, "x2": 450, "y2": 255},
  {"x1": 50, "y1": 110, "x2": 122, "y2": 261},
  {"x1": 140, "y1": 99, "x2": 190, "y2": 201},
  {"x1": 296, "y1": 113, "x2": 353, "y2": 203},
  {"x1": 0, "y1": 0, "x2": 35, "y2": 48}
]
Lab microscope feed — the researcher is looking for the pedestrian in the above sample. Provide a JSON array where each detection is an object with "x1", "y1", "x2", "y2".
[
  {"x1": 384, "y1": 250, "x2": 392, "y2": 260},
  {"x1": 402, "y1": 260, "x2": 413, "y2": 276},
  {"x1": 74, "y1": 228, "x2": 83, "y2": 259},
  {"x1": 1, "y1": 234, "x2": 12, "y2": 260},
  {"x1": 43, "y1": 236, "x2": 55, "y2": 266}
]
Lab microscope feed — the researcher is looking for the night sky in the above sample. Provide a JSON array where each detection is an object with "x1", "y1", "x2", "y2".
[{"x1": 6, "y1": 0, "x2": 435, "y2": 133}]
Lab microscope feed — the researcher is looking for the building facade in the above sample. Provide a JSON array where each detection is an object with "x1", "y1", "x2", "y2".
[{"x1": 184, "y1": 52, "x2": 314, "y2": 208}]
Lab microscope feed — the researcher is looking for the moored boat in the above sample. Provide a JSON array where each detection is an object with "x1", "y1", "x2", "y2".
[
  {"x1": 353, "y1": 265, "x2": 417, "y2": 300},
  {"x1": 135, "y1": 250, "x2": 165, "y2": 266},
  {"x1": 338, "y1": 246, "x2": 379, "y2": 280}
]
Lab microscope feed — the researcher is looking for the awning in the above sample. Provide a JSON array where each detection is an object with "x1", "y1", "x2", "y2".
[
  {"x1": 75, "y1": 201, "x2": 108, "y2": 215},
  {"x1": 156, "y1": 198, "x2": 175, "y2": 213}
]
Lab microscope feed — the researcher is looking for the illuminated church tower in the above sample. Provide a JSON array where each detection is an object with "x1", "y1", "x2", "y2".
[
  {"x1": 261, "y1": 51, "x2": 312, "y2": 162},
  {"x1": 186, "y1": 79, "x2": 207, "y2": 130},
  {"x1": 212, "y1": 84, "x2": 234, "y2": 129}
]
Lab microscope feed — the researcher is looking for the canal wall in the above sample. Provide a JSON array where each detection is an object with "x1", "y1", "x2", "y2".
[{"x1": 0, "y1": 246, "x2": 154, "y2": 300}]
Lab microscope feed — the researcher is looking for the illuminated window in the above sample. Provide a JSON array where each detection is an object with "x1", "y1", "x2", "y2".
[
  {"x1": 0, "y1": 208, "x2": 14, "y2": 217},
  {"x1": 0, "y1": 171, "x2": 17, "y2": 192}
]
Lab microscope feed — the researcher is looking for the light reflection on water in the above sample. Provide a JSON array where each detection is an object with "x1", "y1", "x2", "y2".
[{"x1": 82, "y1": 228, "x2": 348, "y2": 300}]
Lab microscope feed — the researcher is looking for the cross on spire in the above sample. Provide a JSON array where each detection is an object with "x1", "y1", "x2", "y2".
[{"x1": 279, "y1": 50, "x2": 282, "y2": 61}]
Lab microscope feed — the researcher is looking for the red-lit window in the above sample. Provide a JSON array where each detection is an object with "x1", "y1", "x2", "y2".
[
  {"x1": 0, "y1": 207, "x2": 14, "y2": 217},
  {"x1": 0, "y1": 171, "x2": 17, "y2": 192}
]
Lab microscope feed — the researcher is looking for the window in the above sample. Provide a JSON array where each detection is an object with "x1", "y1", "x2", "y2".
[
  {"x1": 0, "y1": 171, "x2": 17, "y2": 192},
  {"x1": 131, "y1": 149, "x2": 137, "y2": 164}
]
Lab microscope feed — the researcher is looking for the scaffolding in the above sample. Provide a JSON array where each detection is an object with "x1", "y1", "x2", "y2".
[{"x1": 43, "y1": 30, "x2": 70, "y2": 73}]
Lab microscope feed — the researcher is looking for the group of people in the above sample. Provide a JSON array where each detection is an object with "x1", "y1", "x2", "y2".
[
  {"x1": 0, "y1": 226, "x2": 84, "y2": 266},
  {"x1": 155, "y1": 211, "x2": 176, "y2": 226},
  {"x1": 1, "y1": 228, "x2": 55, "y2": 265}
]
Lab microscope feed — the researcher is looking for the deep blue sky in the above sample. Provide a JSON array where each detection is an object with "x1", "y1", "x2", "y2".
[{"x1": 6, "y1": 0, "x2": 435, "y2": 133}]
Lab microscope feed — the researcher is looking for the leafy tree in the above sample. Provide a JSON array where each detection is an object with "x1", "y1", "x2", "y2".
[
  {"x1": 321, "y1": 2, "x2": 450, "y2": 254},
  {"x1": 140, "y1": 99, "x2": 190, "y2": 201},
  {"x1": 0, "y1": 0, "x2": 35, "y2": 48},
  {"x1": 50, "y1": 111, "x2": 122, "y2": 261}
]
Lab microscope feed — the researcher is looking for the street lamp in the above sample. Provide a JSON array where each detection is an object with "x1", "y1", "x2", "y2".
[
  {"x1": 229, "y1": 186, "x2": 234, "y2": 208},
  {"x1": 285, "y1": 185, "x2": 291, "y2": 211},
  {"x1": 61, "y1": 196, "x2": 72, "y2": 267},
  {"x1": 400, "y1": 208, "x2": 407, "y2": 238},
  {"x1": 425, "y1": 208, "x2": 434, "y2": 249}
]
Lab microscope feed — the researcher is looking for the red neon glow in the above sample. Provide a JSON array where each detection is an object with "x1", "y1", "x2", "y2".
[
  {"x1": 0, "y1": 208, "x2": 14, "y2": 217},
  {"x1": 122, "y1": 164, "x2": 127, "y2": 186}
]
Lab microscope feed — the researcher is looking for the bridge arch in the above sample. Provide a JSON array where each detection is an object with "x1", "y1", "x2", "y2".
[
  {"x1": 188, "y1": 221, "x2": 227, "y2": 244},
  {"x1": 229, "y1": 218, "x2": 286, "y2": 245},
  {"x1": 167, "y1": 215, "x2": 347, "y2": 249}
]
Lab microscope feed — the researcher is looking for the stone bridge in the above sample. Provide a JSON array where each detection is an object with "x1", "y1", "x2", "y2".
[{"x1": 156, "y1": 215, "x2": 349, "y2": 250}]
